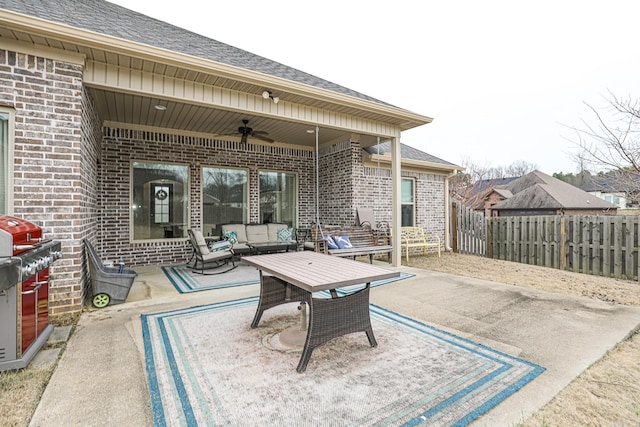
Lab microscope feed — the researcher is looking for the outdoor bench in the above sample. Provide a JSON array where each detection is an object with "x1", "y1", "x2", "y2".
[
  {"x1": 310, "y1": 225, "x2": 392, "y2": 263},
  {"x1": 400, "y1": 226, "x2": 441, "y2": 262}
]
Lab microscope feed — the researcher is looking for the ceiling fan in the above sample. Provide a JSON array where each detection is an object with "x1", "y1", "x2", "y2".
[{"x1": 235, "y1": 119, "x2": 274, "y2": 144}]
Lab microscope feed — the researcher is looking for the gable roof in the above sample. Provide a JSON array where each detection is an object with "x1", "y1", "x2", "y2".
[
  {"x1": 363, "y1": 142, "x2": 458, "y2": 167},
  {"x1": 492, "y1": 170, "x2": 616, "y2": 211},
  {"x1": 470, "y1": 176, "x2": 519, "y2": 195},
  {"x1": 0, "y1": 0, "x2": 389, "y2": 106}
]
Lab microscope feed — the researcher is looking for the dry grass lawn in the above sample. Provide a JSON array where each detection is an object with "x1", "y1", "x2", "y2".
[{"x1": 409, "y1": 252, "x2": 640, "y2": 426}]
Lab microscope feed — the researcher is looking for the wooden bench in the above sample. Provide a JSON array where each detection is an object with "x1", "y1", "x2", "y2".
[
  {"x1": 400, "y1": 227, "x2": 441, "y2": 262},
  {"x1": 310, "y1": 225, "x2": 392, "y2": 263}
]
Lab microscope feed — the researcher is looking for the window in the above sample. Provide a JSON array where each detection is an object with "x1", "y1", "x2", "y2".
[
  {"x1": 202, "y1": 167, "x2": 248, "y2": 236},
  {"x1": 401, "y1": 178, "x2": 415, "y2": 226},
  {"x1": 131, "y1": 161, "x2": 189, "y2": 241},
  {"x1": 259, "y1": 171, "x2": 297, "y2": 226},
  {"x1": 0, "y1": 109, "x2": 13, "y2": 215}
]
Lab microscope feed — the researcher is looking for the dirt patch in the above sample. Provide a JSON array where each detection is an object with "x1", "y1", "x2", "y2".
[{"x1": 409, "y1": 252, "x2": 640, "y2": 426}]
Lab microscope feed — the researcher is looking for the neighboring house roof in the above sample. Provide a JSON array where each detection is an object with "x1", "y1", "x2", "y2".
[
  {"x1": 0, "y1": 0, "x2": 389, "y2": 107},
  {"x1": 580, "y1": 174, "x2": 636, "y2": 193},
  {"x1": 363, "y1": 142, "x2": 458, "y2": 167},
  {"x1": 470, "y1": 177, "x2": 519, "y2": 195},
  {"x1": 492, "y1": 170, "x2": 616, "y2": 211}
]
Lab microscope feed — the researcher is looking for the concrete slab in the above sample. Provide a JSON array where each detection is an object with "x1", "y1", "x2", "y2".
[
  {"x1": 47, "y1": 325, "x2": 72, "y2": 345},
  {"x1": 30, "y1": 348, "x2": 61, "y2": 369},
  {"x1": 29, "y1": 264, "x2": 640, "y2": 427}
]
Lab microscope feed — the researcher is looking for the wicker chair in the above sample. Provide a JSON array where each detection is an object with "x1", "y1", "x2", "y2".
[{"x1": 187, "y1": 229, "x2": 236, "y2": 275}]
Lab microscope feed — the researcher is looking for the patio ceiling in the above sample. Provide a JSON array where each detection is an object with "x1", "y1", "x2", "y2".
[{"x1": 89, "y1": 89, "x2": 364, "y2": 149}]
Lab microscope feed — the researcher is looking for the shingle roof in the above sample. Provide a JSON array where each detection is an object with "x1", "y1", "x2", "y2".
[
  {"x1": 0, "y1": 0, "x2": 390, "y2": 106},
  {"x1": 470, "y1": 177, "x2": 519, "y2": 195},
  {"x1": 363, "y1": 142, "x2": 458, "y2": 167},
  {"x1": 492, "y1": 170, "x2": 616, "y2": 210}
]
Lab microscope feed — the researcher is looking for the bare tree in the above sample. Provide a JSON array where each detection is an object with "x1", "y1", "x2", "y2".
[
  {"x1": 449, "y1": 157, "x2": 538, "y2": 202},
  {"x1": 570, "y1": 92, "x2": 640, "y2": 205}
]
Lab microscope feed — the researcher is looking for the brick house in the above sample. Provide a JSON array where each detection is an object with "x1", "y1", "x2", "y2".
[{"x1": 0, "y1": 0, "x2": 460, "y2": 313}]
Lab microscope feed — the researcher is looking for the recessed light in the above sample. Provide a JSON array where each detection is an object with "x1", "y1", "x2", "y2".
[{"x1": 154, "y1": 105, "x2": 167, "y2": 111}]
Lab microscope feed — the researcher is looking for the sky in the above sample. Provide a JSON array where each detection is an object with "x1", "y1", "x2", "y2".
[{"x1": 109, "y1": 0, "x2": 640, "y2": 175}]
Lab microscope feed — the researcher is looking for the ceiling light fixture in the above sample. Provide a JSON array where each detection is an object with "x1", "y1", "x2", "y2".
[
  {"x1": 154, "y1": 104, "x2": 167, "y2": 111},
  {"x1": 262, "y1": 90, "x2": 279, "y2": 104}
]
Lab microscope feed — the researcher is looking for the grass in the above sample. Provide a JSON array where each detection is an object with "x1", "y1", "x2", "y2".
[{"x1": 0, "y1": 313, "x2": 80, "y2": 426}]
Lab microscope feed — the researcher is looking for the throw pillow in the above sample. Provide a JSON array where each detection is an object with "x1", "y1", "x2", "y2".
[
  {"x1": 209, "y1": 240, "x2": 232, "y2": 252},
  {"x1": 324, "y1": 235, "x2": 339, "y2": 250},
  {"x1": 277, "y1": 228, "x2": 293, "y2": 242},
  {"x1": 223, "y1": 230, "x2": 238, "y2": 245},
  {"x1": 333, "y1": 235, "x2": 353, "y2": 249}
]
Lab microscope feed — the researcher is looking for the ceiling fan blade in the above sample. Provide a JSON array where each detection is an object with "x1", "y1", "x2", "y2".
[{"x1": 252, "y1": 134, "x2": 275, "y2": 143}]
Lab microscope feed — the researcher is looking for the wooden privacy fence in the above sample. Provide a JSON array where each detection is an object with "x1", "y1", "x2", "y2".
[
  {"x1": 488, "y1": 215, "x2": 640, "y2": 281},
  {"x1": 451, "y1": 202, "x2": 486, "y2": 256}
]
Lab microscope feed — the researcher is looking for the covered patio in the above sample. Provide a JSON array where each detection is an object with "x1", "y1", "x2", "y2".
[{"x1": 0, "y1": 0, "x2": 437, "y2": 313}]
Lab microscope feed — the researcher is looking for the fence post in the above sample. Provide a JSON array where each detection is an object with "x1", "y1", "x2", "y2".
[
  {"x1": 486, "y1": 217, "x2": 492, "y2": 258},
  {"x1": 451, "y1": 202, "x2": 458, "y2": 253},
  {"x1": 560, "y1": 216, "x2": 566, "y2": 271}
]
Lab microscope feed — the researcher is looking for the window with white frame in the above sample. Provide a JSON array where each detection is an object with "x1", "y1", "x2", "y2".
[
  {"x1": 0, "y1": 109, "x2": 13, "y2": 215},
  {"x1": 401, "y1": 178, "x2": 415, "y2": 227},
  {"x1": 202, "y1": 167, "x2": 248, "y2": 237},
  {"x1": 259, "y1": 171, "x2": 297, "y2": 226},
  {"x1": 131, "y1": 161, "x2": 189, "y2": 241}
]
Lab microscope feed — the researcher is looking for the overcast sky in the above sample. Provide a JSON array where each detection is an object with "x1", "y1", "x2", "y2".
[{"x1": 109, "y1": 0, "x2": 640, "y2": 175}]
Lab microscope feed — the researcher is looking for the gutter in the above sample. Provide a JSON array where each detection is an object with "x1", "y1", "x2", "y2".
[{"x1": 444, "y1": 169, "x2": 462, "y2": 251}]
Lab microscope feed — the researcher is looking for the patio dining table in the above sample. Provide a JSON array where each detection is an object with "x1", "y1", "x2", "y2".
[{"x1": 243, "y1": 251, "x2": 400, "y2": 372}]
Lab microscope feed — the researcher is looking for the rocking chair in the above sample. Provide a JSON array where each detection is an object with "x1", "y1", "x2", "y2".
[{"x1": 187, "y1": 229, "x2": 236, "y2": 275}]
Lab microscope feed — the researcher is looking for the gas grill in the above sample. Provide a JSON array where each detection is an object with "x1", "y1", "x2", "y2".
[{"x1": 0, "y1": 215, "x2": 62, "y2": 371}]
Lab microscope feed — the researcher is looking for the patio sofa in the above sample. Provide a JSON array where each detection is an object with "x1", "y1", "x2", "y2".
[{"x1": 220, "y1": 223, "x2": 297, "y2": 255}]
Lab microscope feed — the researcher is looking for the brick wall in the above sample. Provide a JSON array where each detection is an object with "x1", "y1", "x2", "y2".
[
  {"x1": 99, "y1": 129, "x2": 315, "y2": 265},
  {"x1": 318, "y1": 141, "x2": 355, "y2": 226},
  {"x1": 318, "y1": 139, "x2": 447, "y2": 256},
  {"x1": 0, "y1": 48, "x2": 90, "y2": 314}
]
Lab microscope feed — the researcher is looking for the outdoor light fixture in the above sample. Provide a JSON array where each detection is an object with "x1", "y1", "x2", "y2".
[
  {"x1": 262, "y1": 90, "x2": 279, "y2": 104},
  {"x1": 154, "y1": 104, "x2": 167, "y2": 111}
]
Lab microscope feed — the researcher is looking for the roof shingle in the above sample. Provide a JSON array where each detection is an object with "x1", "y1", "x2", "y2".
[{"x1": 0, "y1": 0, "x2": 391, "y2": 105}]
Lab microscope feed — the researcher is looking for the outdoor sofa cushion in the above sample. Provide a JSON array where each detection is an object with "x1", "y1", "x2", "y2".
[{"x1": 221, "y1": 223, "x2": 292, "y2": 254}]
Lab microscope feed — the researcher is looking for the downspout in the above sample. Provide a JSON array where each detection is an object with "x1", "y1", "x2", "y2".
[{"x1": 443, "y1": 169, "x2": 460, "y2": 251}]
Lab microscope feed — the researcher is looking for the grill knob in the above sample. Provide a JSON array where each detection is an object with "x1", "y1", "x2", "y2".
[{"x1": 22, "y1": 264, "x2": 33, "y2": 276}]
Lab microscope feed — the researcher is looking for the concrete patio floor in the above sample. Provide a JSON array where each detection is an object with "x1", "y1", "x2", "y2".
[{"x1": 30, "y1": 262, "x2": 640, "y2": 426}]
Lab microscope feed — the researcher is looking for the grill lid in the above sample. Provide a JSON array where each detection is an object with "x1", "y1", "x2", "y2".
[{"x1": 0, "y1": 215, "x2": 44, "y2": 256}]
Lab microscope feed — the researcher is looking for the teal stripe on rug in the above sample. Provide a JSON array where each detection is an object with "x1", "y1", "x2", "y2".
[
  {"x1": 162, "y1": 264, "x2": 414, "y2": 293},
  {"x1": 141, "y1": 298, "x2": 544, "y2": 426}
]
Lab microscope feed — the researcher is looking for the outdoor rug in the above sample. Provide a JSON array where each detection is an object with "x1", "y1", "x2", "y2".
[
  {"x1": 162, "y1": 263, "x2": 414, "y2": 294},
  {"x1": 142, "y1": 298, "x2": 544, "y2": 426}
]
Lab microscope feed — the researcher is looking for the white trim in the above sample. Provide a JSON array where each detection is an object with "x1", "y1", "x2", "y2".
[
  {"x1": 0, "y1": 38, "x2": 85, "y2": 65},
  {"x1": 0, "y1": 107, "x2": 14, "y2": 215}
]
